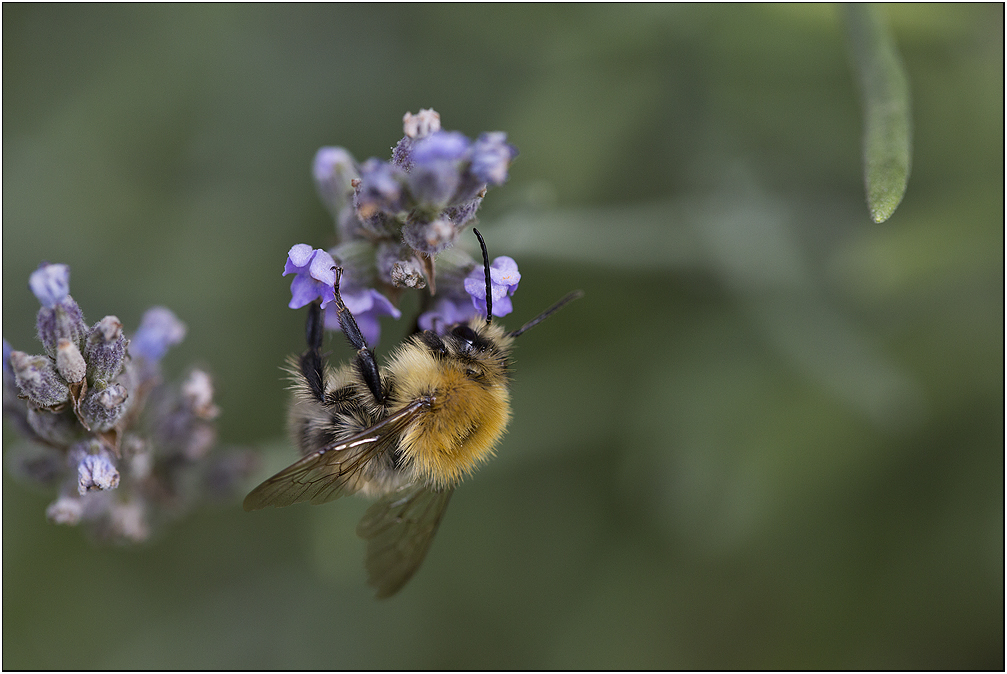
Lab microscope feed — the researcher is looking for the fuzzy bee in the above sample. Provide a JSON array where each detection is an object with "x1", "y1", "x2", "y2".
[{"x1": 244, "y1": 230, "x2": 580, "y2": 598}]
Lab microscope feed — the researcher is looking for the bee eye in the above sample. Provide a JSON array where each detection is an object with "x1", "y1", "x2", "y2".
[
  {"x1": 419, "y1": 331, "x2": 448, "y2": 355},
  {"x1": 451, "y1": 325, "x2": 478, "y2": 345}
]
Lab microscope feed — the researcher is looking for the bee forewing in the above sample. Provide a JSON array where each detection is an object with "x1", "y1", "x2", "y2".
[
  {"x1": 242, "y1": 400, "x2": 429, "y2": 511},
  {"x1": 357, "y1": 483, "x2": 455, "y2": 599}
]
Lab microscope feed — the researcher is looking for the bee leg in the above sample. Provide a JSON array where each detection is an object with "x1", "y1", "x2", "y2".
[
  {"x1": 330, "y1": 267, "x2": 385, "y2": 405},
  {"x1": 300, "y1": 300, "x2": 327, "y2": 402}
]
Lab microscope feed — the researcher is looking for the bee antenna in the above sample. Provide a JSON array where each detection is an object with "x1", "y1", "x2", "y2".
[
  {"x1": 473, "y1": 228, "x2": 492, "y2": 324},
  {"x1": 508, "y1": 290, "x2": 584, "y2": 338}
]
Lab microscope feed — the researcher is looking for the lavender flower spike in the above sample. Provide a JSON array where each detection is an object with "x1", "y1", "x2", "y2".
[
  {"x1": 283, "y1": 244, "x2": 337, "y2": 309},
  {"x1": 464, "y1": 256, "x2": 521, "y2": 318}
]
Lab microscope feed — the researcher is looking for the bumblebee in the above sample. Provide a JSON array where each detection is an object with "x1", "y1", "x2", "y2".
[{"x1": 244, "y1": 230, "x2": 581, "y2": 598}]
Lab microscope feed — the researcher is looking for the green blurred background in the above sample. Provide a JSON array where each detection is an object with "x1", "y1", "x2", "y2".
[{"x1": 3, "y1": 3, "x2": 1002, "y2": 669}]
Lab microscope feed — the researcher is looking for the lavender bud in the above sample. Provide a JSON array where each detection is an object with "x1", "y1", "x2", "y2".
[
  {"x1": 46, "y1": 494, "x2": 85, "y2": 525},
  {"x1": 394, "y1": 109, "x2": 443, "y2": 170},
  {"x1": 376, "y1": 242, "x2": 425, "y2": 288},
  {"x1": 26, "y1": 406, "x2": 79, "y2": 445},
  {"x1": 79, "y1": 383, "x2": 129, "y2": 432},
  {"x1": 313, "y1": 146, "x2": 360, "y2": 220},
  {"x1": 29, "y1": 263, "x2": 70, "y2": 309},
  {"x1": 76, "y1": 449, "x2": 120, "y2": 495},
  {"x1": 85, "y1": 316, "x2": 127, "y2": 384},
  {"x1": 108, "y1": 501, "x2": 149, "y2": 542},
  {"x1": 182, "y1": 369, "x2": 219, "y2": 420},
  {"x1": 354, "y1": 158, "x2": 408, "y2": 221},
  {"x1": 10, "y1": 350, "x2": 69, "y2": 408},
  {"x1": 407, "y1": 131, "x2": 472, "y2": 209},
  {"x1": 391, "y1": 136, "x2": 416, "y2": 171},
  {"x1": 444, "y1": 195, "x2": 484, "y2": 230},
  {"x1": 131, "y1": 307, "x2": 186, "y2": 362},
  {"x1": 390, "y1": 260, "x2": 427, "y2": 289},
  {"x1": 36, "y1": 296, "x2": 88, "y2": 357},
  {"x1": 55, "y1": 339, "x2": 86, "y2": 384},
  {"x1": 183, "y1": 423, "x2": 217, "y2": 461},
  {"x1": 402, "y1": 217, "x2": 458, "y2": 255}
]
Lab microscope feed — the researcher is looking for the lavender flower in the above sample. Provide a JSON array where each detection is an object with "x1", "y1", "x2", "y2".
[
  {"x1": 471, "y1": 132, "x2": 519, "y2": 186},
  {"x1": 417, "y1": 295, "x2": 480, "y2": 334},
  {"x1": 283, "y1": 244, "x2": 337, "y2": 309},
  {"x1": 313, "y1": 146, "x2": 360, "y2": 219},
  {"x1": 29, "y1": 263, "x2": 70, "y2": 308},
  {"x1": 4, "y1": 262, "x2": 257, "y2": 544},
  {"x1": 131, "y1": 307, "x2": 186, "y2": 362},
  {"x1": 354, "y1": 158, "x2": 408, "y2": 223},
  {"x1": 323, "y1": 286, "x2": 401, "y2": 347},
  {"x1": 464, "y1": 256, "x2": 521, "y2": 318}
]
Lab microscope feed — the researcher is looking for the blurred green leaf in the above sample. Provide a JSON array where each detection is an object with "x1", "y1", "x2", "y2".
[{"x1": 844, "y1": 3, "x2": 913, "y2": 223}]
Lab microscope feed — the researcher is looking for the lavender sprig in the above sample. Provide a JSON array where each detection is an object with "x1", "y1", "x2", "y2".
[
  {"x1": 297, "y1": 109, "x2": 521, "y2": 343},
  {"x1": 3, "y1": 263, "x2": 258, "y2": 543}
]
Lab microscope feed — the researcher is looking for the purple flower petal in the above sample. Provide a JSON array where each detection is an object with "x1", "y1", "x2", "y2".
[
  {"x1": 29, "y1": 263, "x2": 70, "y2": 309},
  {"x1": 464, "y1": 256, "x2": 520, "y2": 318},
  {"x1": 131, "y1": 307, "x2": 186, "y2": 362},
  {"x1": 288, "y1": 274, "x2": 323, "y2": 309},
  {"x1": 77, "y1": 452, "x2": 120, "y2": 495},
  {"x1": 410, "y1": 131, "x2": 472, "y2": 164},
  {"x1": 284, "y1": 243, "x2": 315, "y2": 273},
  {"x1": 313, "y1": 147, "x2": 359, "y2": 217},
  {"x1": 471, "y1": 132, "x2": 518, "y2": 186},
  {"x1": 323, "y1": 287, "x2": 401, "y2": 346},
  {"x1": 284, "y1": 246, "x2": 336, "y2": 309},
  {"x1": 418, "y1": 296, "x2": 479, "y2": 334}
]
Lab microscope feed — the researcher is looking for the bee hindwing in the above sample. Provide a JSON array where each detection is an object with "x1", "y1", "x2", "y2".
[
  {"x1": 357, "y1": 483, "x2": 455, "y2": 599},
  {"x1": 242, "y1": 400, "x2": 429, "y2": 511}
]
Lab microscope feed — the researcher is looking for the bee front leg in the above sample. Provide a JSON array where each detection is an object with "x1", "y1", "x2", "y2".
[{"x1": 330, "y1": 267, "x2": 385, "y2": 405}]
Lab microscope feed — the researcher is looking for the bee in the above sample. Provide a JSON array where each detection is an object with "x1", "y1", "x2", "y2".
[{"x1": 243, "y1": 229, "x2": 581, "y2": 598}]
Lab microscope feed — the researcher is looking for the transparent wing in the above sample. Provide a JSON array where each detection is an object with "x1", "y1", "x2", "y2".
[
  {"x1": 242, "y1": 400, "x2": 428, "y2": 511},
  {"x1": 356, "y1": 483, "x2": 455, "y2": 599}
]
